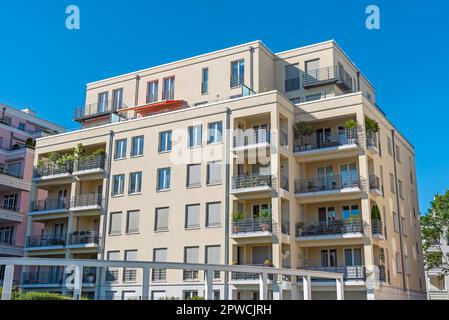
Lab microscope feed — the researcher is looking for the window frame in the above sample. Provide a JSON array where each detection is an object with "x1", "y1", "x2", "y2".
[
  {"x1": 130, "y1": 136, "x2": 144, "y2": 157},
  {"x1": 157, "y1": 167, "x2": 171, "y2": 191},
  {"x1": 114, "y1": 139, "x2": 127, "y2": 160},
  {"x1": 207, "y1": 121, "x2": 222, "y2": 144},
  {"x1": 158, "y1": 130, "x2": 172, "y2": 153}
]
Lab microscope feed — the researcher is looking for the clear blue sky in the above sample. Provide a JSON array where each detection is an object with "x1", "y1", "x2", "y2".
[{"x1": 0, "y1": 0, "x2": 448, "y2": 213}]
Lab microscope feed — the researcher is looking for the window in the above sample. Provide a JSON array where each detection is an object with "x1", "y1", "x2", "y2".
[
  {"x1": 201, "y1": 68, "x2": 209, "y2": 94},
  {"x1": 126, "y1": 210, "x2": 140, "y2": 234},
  {"x1": 153, "y1": 248, "x2": 167, "y2": 281},
  {"x1": 395, "y1": 145, "x2": 401, "y2": 163},
  {"x1": 206, "y1": 202, "x2": 221, "y2": 227},
  {"x1": 7, "y1": 162, "x2": 22, "y2": 177},
  {"x1": 112, "y1": 88, "x2": 123, "y2": 110},
  {"x1": 207, "y1": 121, "x2": 222, "y2": 144},
  {"x1": 398, "y1": 179, "x2": 404, "y2": 199},
  {"x1": 285, "y1": 64, "x2": 300, "y2": 92},
  {"x1": 98, "y1": 92, "x2": 109, "y2": 112},
  {"x1": 157, "y1": 168, "x2": 171, "y2": 191},
  {"x1": 128, "y1": 172, "x2": 142, "y2": 194},
  {"x1": 342, "y1": 205, "x2": 360, "y2": 220},
  {"x1": 0, "y1": 225, "x2": 15, "y2": 244},
  {"x1": 123, "y1": 250, "x2": 138, "y2": 282},
  {"x1": 155, "y1": 207, "x2": 169, "y2": 231},
  {"x1": 387, "y1": 137, "x2": 393, "y2": 156},
  {"x1": 147, "y1": 80, "x2": 159, "y2": 103},
  {"x1": 207, "y1": 161, "x2": 222, "y2": 185},
  {"x1": 403, "y1": 257, "x2": 408, "y2": 275},
  {"x1": 159, "y1": 130, "x2": 172, "y2": 152},
  {"x1": 151, "y1": 291, "x2": 166, "y2": 300},
  {"x1": 112, "y1": 174, "x2": 125, "y2": 196},
  {"x1": 205, "y1": 245, "x2": 221, "y2": 279},
  {"x1": 106, "y1": 251, "x2": 120, "y2": 282},
  {"x1": 185, "y1": 204, "x2": 200, "y2": 229},
  {"x1": 393, "y1": 212, "x2": 399, "y2": 232},
  {"x1": 396, "y1": 252, "x2": 402, "y2": 273},
  {"x1": 131, "y1": 136, "x2": 144, "y2": 157},
  {"x1": 184, "y1": 247, "x2": 199, "y2": 281},
  {"x1": 230, "y1": 60, "x2": 244, "y2": 87},
  {"x1": 305, "y1": 59, "x2": 320, "y2": 77},
  {"x1": 320, "y1": 249, "x2": 337, "y2": 267},
  {"x1": 344, "y1": 248, "x2": 362, "y2": 266},
  {"x1": 409, "y1": 158, "x2": 414, "y2": 184},
  {"x1": 188, "y1": 125, "x2": 202, "y2": 147},
  {"x1": 305, "y1": 94, "x2": 321, "y2": 102},
  {"x1": 3, "y1": 194, "x2": 18, "y2": 211},
  {"x1": 109, "y1": 212, "x2": 122, "y2": 235},
  {"x1": 114, "y1": 139, "x2": 127, "y2": 159},
  {"x1": 18, "y1": 122, "x2": 26, "y2": 131},
  {"x1": 183, "y1": 290, "x2": 199, "y2": 300},
  {"x1": 187, "y1": 164, "x2": 201, "y2": 188},
  {"x1": 390, "y1": 173, "x2": 396, "y2": 194},
  {"x1": 162, "y1": 76, "x2": 175, "y2": 100},
  {"x1": 401, "y1": 217, "x2": 406, "y2": 236}
]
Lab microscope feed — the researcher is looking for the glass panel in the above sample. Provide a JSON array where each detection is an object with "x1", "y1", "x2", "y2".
[
  {"x1": 344, "y1": 249, "x2": 353, "y2": 266},
  {"x1": 353, "y1": 248, "x2": 362, "y2": 265},
  {"x1": 320, "y1": 250, "x2": 329, "y2": 267}
]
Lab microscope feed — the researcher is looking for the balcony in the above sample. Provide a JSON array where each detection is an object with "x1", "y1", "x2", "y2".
[
  {"x1": 296, "y1": 218, "x2": 363, "y2": 242},
  {"x1": 300, "y1": 266, "x2": 366, "y2": 282},
  {"x1": 21, "y1": 267, "x2": 97, "y2": 287},
  {"x1": 25, "y1": 235, "x2": 66, "y2": 249},
  {"x1": 72, "y1": 155, "x2": 106, "y2": 177},
  {"x1": 231, "y1": 217, "x2": 276, "y2": 239},
  {"x1": 0, "y1": 238, "x2": 23, "y2": 256},
  {"x1": 0, "y1": 169, "x2": 30, "y2": 191},
  {"x1": 33, "y1": 162, "x2": 73, "y2": 184},
  {"x1": 281, "y1": 220, "x2": 290, "y2": 235},
  {"x1": 74, "y1": 100, "x2": 127, "y2": 122},
  {"x1": 294, "y1": 129, "x2": 358, "y2": 162},
  {"x1": 233, "y1": 130, "x2": 273, "y2": 152},
  {"x1": 280, "y1": 175, "x2": 289, "y2": 191},
  {"x1": 302, "y1": 65, "x2": 353, "y2": 91},
  {"x1": 231, "y1": 174, "x2": 276, "y2": 197},
  {"x1": 371, "y1": 219, "x2": 384, "y2": 238},
  {"x1": 230, "y1": 265, "x2": 274, "y2": 282},
  {"x1": 67, "y1": 231, "x2": 101, "y2": 248},
  {"x1": 294, "y1": 175, "x2": 364, "y2": 203},
  {"x1": 30, "y1": 198, "x2": 69, "y2": 216},
  {"x1": 0, "y1": 203, "x2": 23, "y2": 223},
  {"x1": 366, "y1": 132, "x2": 379, "y2": 153},
  {"x1": 70, "y1": 193, "x2": 103, "y2": 211},
  {"x1": 369, "y1": 175, "x2": 382, "y2": 196}
]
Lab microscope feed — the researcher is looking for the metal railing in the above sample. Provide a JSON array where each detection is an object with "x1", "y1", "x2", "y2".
[
  {"x1": 30, "y1": 198, "x2": 69, "y2": 212},
  {"x1": 146, "y1": 94, "x2": 158, "y2": 104},
  {"x1": 231, "y1": 265, "x2": 274, "y2": 281},
  {"x1": 183, "y1": 269, "x2": 199, "y2": 281},
  {"x1": 296, "y1": 218, "x2": 363, "y2": 237},
  {"x1": 0, "y1": 238, "x2": 15, "y2": 246},
  {"x1": 231, "y1": 174, "x2": 276, "y2": 191},
  {"x1": 0, "y1": 169, "x2": 23, "y2": 179},
  {"x1": 230, "y1": 75, "x2": 244, "y2": 88},
  {"x1": 295, "y1": 175, "x2": 362, "y2": 194},
  {"x1": 33, "y1": 162, "x2": 73, "y2": 178},
  {"x1": 231, "y1": 218, "x2": 275, "y2": 234},
  {"x1": 301, "y1": 266, "x2": 366, "y2": 281},
  {"x1": 371, "y1": 219, "x2": 383, "y2": 236},
  {"x1": 21, "y1": 270, "x2": 65, "y2": 285},
  {"x1": 281, "y1": 220, "x2": 290, "y2": 235},
  {"x1": 151, "y1": 268, "x2": 167, "y2": 282},
  {"x1": 26, "y1": 235, "x2": 66, "y2": 248},
  {"x1": 281, "y1": 175, "x2": 289, "y2": 191},
  {"x1": 369, "y1": 175, "x2": 381, "y2": 190},
  {"x1": 68, "y1": 231, "x2": 100, "y2": 246},
  {"x1": 294, "y1": 128, "x2": 358, "y2": 152},
  {"x1": 0, "y1": 202, "x2": 19, "y2": 212},
  {"x1": 303, "y1": 65, "x2": 353, "y2": 91},
  {"x1": 233, "y1": 130, "x2": 272, "y2": 148},
  {"x1": 74, "y1": 100, "x2": 128, "y2": 121},
  {"x1": 366, "y1": 132, "x2": 379, "y2": 149},
  {"x1": 377, "y1": 265, "x2": 386, "y2": 282},
  {"x1": 280, "y1": 131, "x2": 288, "y2": 148},
  {"x1": 74, "y1": 154, "x2": 106, "y2": 172},
  {"x1": 70, "y1": 193, "x2": 103, "y2": 208}
]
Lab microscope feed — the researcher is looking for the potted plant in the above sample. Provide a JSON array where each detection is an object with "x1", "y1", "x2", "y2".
[
  {"x1": 232, "y1": 212, "x2": 244, "y2": 233},
  {"x1": 344, "y1": 119, "x2": 358, "y2": 144},
  {"x1": 365, "y1": 116, "x2": 379, "y2": 146},
  {"x1": 263, "y1": 259, "x2": 273, "y2": 267},
  {"x1": 11, "y1": 143, "x2": 21, "y2": 150},
  {"x1": 371, "y1": 204, "x2": 382, "y2": 234},
  {"x1": 25, "y1": 138, "x2": 36, "y2": 148},
  {"x1": 259, "y1": 208, "x2": 272, "y2": 232},
  {"x1": 293, "y1": 121, "x2": 314, "y2": 151}
]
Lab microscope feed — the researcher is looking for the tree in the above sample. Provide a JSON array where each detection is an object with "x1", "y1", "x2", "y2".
[{"x1": 421, "y1": 190, "x2": 449, "y2": 275}]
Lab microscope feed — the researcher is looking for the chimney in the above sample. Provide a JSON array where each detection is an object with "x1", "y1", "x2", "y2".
[{"x1": 21, "y1": 108, "x2": 36, "y2": 115}]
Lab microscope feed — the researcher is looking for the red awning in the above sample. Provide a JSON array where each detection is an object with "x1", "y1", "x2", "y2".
[{"x1": 119, "y1": 100, "x2": 186, "y2": 117}]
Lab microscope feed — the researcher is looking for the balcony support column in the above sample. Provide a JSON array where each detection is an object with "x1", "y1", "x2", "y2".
[
  {"x1": 1, "y1": 264, "x2": 15, "y2": 300},
  {"x1": 72, "y1": 265, "x2": 83, "y2": 300},
  {"x1": 336, "y1": 277, "x2": 344, "y2": 300},
  {"x1": 272, "y1": 276, "x2": 282, "y2": 300},
  {"x1": 303, "y1": 275, "x2": 312, "y2": 300},
  {"x1": 142, "y1": 266, "x2": 151, "y2": 300},
  {"x1": 204, "y1": 269, "x2": 214, "y2": 300},
  {"x1": 259, "y1": 272, "x2": 268, "y2": 300}
]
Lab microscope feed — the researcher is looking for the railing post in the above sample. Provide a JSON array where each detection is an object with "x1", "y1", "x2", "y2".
[
  {"x1": 142, "y1": 266, "x2": 151, "y2": 300},
  {"x1": 336, "y1": 277, "x2": 344, "y2": 300},
  {"x1": 1, "y1": 264, "x2": 15, "y2": 300},
  {"x1": 303, "y1": 275, "x2": 312, "y2": 300},
  {"x1": 259, "y1": 272, "x2": 268, "y2": 300},
  {"x1": 73, "y1": 265, "x2": 83, "y2": 300},
  {"x1": 204, "y1": 269, "x2": 214, "y2": 300}
]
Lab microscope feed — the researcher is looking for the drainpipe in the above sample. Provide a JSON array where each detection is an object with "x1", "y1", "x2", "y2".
[
  {"x1": 96, "y1": 130, "x2": 114, "y2": 299},
  {"x1": 391, "y1": 129, "x2": 407, "y2": 292},
  {"x1": 249, "y1": 46, "x2": 254, "y2": 91},
  {"x1": 224, "y1": 107, "x2": 231, "y2": 299},
  {"x1": 134, "y1": 75, "x2": 140, "y2": 106},
  {"x1": 357, "y1": 71, "x2": 361, "y2": 92}
]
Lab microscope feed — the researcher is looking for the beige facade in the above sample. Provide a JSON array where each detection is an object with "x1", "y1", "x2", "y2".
[{"x1": 23, "y1": 40, "x2": 425, "y2": 300}]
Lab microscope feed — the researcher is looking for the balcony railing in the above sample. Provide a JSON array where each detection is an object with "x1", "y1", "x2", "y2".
[
  {"x1": 74, "y1": 100, "x2": 128, "y2": 121},
  {"x1": 70, "y1": 193, "x2": 103, "y2": 208},
  {"x1": 301, "y1": 266, "x2": 366, "y2": 281},
  {"x1": 294, "y1": 128, "x2": 358, "y2": 152},
  {"x1": 33, "y1": 162, "x2": 73, "y2": 178},
  {"x1": 303, "y1": 65, "x2": 353, "y2": 91},
  {"x1": 231, "y1": 265, "x2": 274, "y2": 281},
  {"x1": 73, "y1": 154, "x2": 106, "y2": 172},
  {"x1": 0, "y1": 169, "x2": 23, "y2": 179},
  {"x1": 233, "y1": 130, "x2": 272, "y2": 148},
  {"x1": 296, "y1": 218, "x2": 363, "y2": 237},
  {"x1": 280, "y1": 131, "x2": 288, "y2": 148},
  {"x1": 369, "y1": 175, "x2": 381, "y2": 191},
  {"x1": 21, "y1": 270, "x2": 64, "y2": 285},
  {"x1": 26, "y1": 235, "x2": 66, "y2": 248},
  {"x1": 377, "y1": 265, "x2": 387, "y2": 282},
  {"x1": 371, "y1": 219, "x2": 383, "y2": 236},
  {"x1": 295, "y1": 175, "x2": 362, "y2": 194},
  {"x1": 366, "y1": 132, "x2": 379, "y2": 149},
  {"x1": 231, "y1": 174, "x2": 276, "y2": 191},
  {"x1": 0, "y1": 202, "x2": 19, "y2": 212},
  {"x1": 30, "y1": 198, "x2": 69, "y2": 212},
  {"x1": 183, "y1": 269, "x2": 199, "y2": 281},
  {"x1": 68, "y1": 231, "x2": 100, "y2": 246},
  {"x1": 231, "y1": 218, "x2": 275, "y2": 235},
  {"x1": 281, "y1": 220, "x2": 290, "y2": 235},
  {"x1": 230, "y1": 75, "x2": 244, "y2": 88},
  {"x1": 0, "y1": 238, "x2": 15, "y2": 246},
  {"x1": 281, "y1": 175, "x2": 289, "y2": 191}
]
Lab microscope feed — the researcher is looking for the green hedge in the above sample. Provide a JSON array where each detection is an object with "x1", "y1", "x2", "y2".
[{"x1": 0, "y1": 288, "x2": 83, "y2": 300}]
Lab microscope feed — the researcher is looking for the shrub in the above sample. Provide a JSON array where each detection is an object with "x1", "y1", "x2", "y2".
[{"x1": 14, "y1": 291, "x2": 74, "y2": 300}]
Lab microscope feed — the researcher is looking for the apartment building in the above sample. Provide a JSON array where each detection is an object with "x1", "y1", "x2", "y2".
[
  {"x1": 0, "y1": 104, "x2": 64, "y2": 284},
  {"x1": 425, "y1": 234, "x2": 449, "y2": 299},
  {"x1": 22, "y1": 40, "x2": 426, "y2": 300}
]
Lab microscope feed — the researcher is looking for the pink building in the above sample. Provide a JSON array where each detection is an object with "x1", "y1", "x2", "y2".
[{"x1": 0, "y1": 104, "x2": 64, "y2": 281}]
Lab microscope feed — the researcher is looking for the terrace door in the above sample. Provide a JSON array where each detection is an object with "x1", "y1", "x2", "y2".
[
  {"x1": 57, "y1": 189, "x2": 67, "y2": 209},
  {"x1": 316, "y1": 128, "x2": 331, "y2": 148},
  {"x1": 340, "y1": 163, "x2": 357, "y2": 187},
  {"x1": 318, "y1": 207, "x2": 335, "y2": 226},
  {"x1": 98, "y1": 92, "x2": 108, "y2": 113},
  {"x1": 252, "y1": 246, "x2": 272, "y2": 265},
  {"x1": 317, "y1": 166, "x2": 334, "y2": 190},
  {"x1": 321, "y1": 249, "x2": 337, "y2": 267},
  {"x1": 253, "y1": 124, "x2": 269, "y2": 144},
  {"x1": 53, "y1": 223, "x2": 65, "y2": 244}
]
